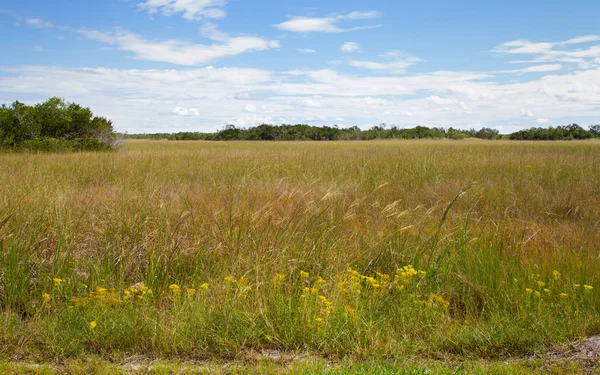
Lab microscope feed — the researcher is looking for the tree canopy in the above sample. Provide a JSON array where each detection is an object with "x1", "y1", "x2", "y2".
[{"x1": 0, "y1": 98, "x2": 116, "y2": 151}]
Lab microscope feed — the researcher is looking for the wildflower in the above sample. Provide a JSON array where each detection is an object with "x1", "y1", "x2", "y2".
[
  {"x1": 534, "y1": 291, "x2": 541, "y2": 297},
  {"x1": 53, "y1": 278, "x2": 64, "y2": 286},
  {"x1": 272, "y1": 273, "x2": 286, "y2": 286},
  {"x1": 90, "y1": 321, "x2": 97, "y2": 329},
  {"x1": 199, "y1": 283, "x2": 209, "y2": 290},
  {"x1": 559, "y1": 293, "x2": 568, "y2": 298},
  {"x1": 186, "y1": 288, "x2": 196, "y2": 297},
  {"x1": 525, "y1": 288, "x2": 533, "y2": 294},
  {"x1": 314, "y1": 317, "x2": 323, "y2": 322},
  {"x1": 543, "y1": 289, "x2": 550, "y2": 293},
  {"x1": 344, "y1": 305, "x2": 356, "y2": 316},
  {"x1": 314, "y1": 277, "x2": 326, "y2": 288},
  {"x1": 430, "y1": 293, "x2": 450, "y2": 309},
  {"x1": 300, "y1": 271, "x2": 309, "y2": 279},
  {"x1": 96, "y1": 287, "x2": 107, "y2": 295},
  {"x1": 239, "y1": 277, "x2": 248, "y2": 285},
  {"x1": 537, "y1": 281, "x2": 546, "y2": 288},
  {"x1": 553, "y1": 270, "x2": 560, "y2": 280},
  {"x1": 42, "y1": 293, "x2": 51, "y2": 301},
  {"x1": 574, "y1": 284, "x2": 581, "y2": 288},
  {"x1": 513, "y1": 278, "x2": 518, "y2": 284},
  {"x1": 169, "y1": 284, "x2": 181, "y2": 295},
  {"x1": 584, "y1": 285, "x2": 593, "y2": 292},
  {"x1": 224, "y1": 276, "x2": 237, "y2": 283}
]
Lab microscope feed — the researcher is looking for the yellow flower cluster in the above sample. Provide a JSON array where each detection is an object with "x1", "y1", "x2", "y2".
[
  {"x1": 71, "y1": 286, "x2": 123, "y2": 308},
  {"x1": 523, "y1": 270, "x2": 595, "y2": 304}
]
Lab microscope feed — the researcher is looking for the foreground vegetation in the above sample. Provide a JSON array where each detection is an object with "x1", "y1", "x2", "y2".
[{"x1": 1, "y1": 140, "x2": 600, "y2": 371}]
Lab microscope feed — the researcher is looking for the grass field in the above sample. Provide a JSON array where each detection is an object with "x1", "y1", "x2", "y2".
[{"x1": 1, "y1": 140, "x2": 600, "y2": 373}]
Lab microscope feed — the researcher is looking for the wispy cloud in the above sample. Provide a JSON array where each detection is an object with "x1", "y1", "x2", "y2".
[
  {"x1": 137, "y1": 0, "x2": 227, "y2": 20},
  {"x1": 275, "y1": 11, "x2": 381, "y2": 33},
  {"x1": 341, "y1": 42, "x2": 361, "y2": 52},
  {"x1": 297, "y1": 48, "x2": 316, "y2": 53},
  {"x1": 26, "y1": 17, "x2": 52, "y2": 28},
  {"x1": 347, "y1": 51, "x2": 422, "y2": 73},
  {"x1": 493, "y1": 35, "x2": 600, "y2": 68},
  {"x1": 78, "y1": 27, "x2": 279, "y2": 66}
]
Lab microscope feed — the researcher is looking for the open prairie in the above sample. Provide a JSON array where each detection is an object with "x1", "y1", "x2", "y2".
[{"x1": 1, "y1": 140, "x2": 600, "y2": 373}]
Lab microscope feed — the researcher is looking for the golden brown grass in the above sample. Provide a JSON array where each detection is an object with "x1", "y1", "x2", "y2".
[{"x1": 1, "y1": 140, "x2": 600, "y2": 366}]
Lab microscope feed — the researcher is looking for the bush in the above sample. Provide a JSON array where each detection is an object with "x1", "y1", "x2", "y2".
[{"x1": 0, "y1": 98, "x2": 116, "y2": 152}]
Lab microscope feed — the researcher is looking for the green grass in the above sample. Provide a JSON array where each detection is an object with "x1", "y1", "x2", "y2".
[{"x1": 1, "y1": 140, "x2": 600, "y2": 369}]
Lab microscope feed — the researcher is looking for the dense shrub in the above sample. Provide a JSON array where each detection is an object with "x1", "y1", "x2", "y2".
[{"x1": 0, "y1": 98, "x2": 116, "y2": 152}]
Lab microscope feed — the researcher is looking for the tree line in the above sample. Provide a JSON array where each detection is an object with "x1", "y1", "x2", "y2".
[
  {"x1": 0, "y1": 98, "x2": 116, "y2": 151},
  {"x1": 124, "y1": 123, "x2": 600, "y2": 141}
]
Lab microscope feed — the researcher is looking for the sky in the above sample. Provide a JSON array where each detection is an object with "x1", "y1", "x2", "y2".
[{"x1": 1, "y1": 0, "x2": 600, "y2": 134}]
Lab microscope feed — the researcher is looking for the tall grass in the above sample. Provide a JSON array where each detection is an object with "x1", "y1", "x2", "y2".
[{"x1": 0, "y1": 140, "x2": 599, "y2": 361}]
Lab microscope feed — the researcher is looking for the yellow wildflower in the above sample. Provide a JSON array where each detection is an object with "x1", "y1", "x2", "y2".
[
  {"x1": 537, "y1": 281, "x2": 545, "y2": 288},
  {"x1": 42, "y1": 293, "x2": 51, "y2": 301},
  {"x1": 543, "y1": 289, "x2": 550, "y2": 293},
  {"x1": 199, "y1": 283, "x2": 209, "y2": 290},
  {"x1": 525, "y1": 288, "x2": 533, "y2": 294},
  {"x1": 574, "y1": 284, "x2": 581, "y2": 288},
  {"x1": 300, "y1": 271, "x2": 309, "y2": 279},
  {"x1": 90, "y1": 321, "x2": 97, "y2": 329},
  {"x1": 314, "y1": 317, "x2": 323, "y2": 322},
  {"x1": 224, "y1": 276, "x2": 237, "y2": 283},
  {"x1": 552, "y1": 270, "x2": 560, "y2": 280},
  {"x1": 239, "y1": 277, "x2": 248, "y2": 285},
  {"x1": 186, "y1": 288, "x2": 196, "y2": 296},
  {"x1": 584, "y1": 285, "x2": 593, "y2": 292},
  {"x1": 169, "y1": 284, "x2": 181, "y2": 295},
  {"x1": 534, "y1": 291, "x2": 541, "y2": 297},
  {"x1": 53, "y1": 278, "x2": 64, "y2": 286},
  {"x1": 272, "y1": 273, "x2": 286, "y2": 286},
  {"x1": 559, "y1": 293, "x2": 568, "y2": 298}
]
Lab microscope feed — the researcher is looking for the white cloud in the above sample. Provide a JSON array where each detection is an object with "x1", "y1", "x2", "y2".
[
  {"x1": 2, "y1": 62, "x2": 600, "y2": 133},
  {"x1": 173, "y1": 106, "x2": 200, "y2": 116},
  {"x1": 275, "y1": 11, "x2": 381, "y2": 33},
  {"x1": 234, "y1": 92, "x2": 251, "y2": 100},
  {"x1": 137, "y1": 0, "x2": 227, "y2": 20},
  {"x1": 299, "y1": 98, "x2": 322, "y2": 107},
  {"x1": 297, "y1": 48, "x2": 316, "y2": 53},
  {"x1": 341, "y1": 42, "x2": 361, "y2": 52},
  {"x1": 536, "y1": 118, "x2": 551, "y2": 124},
  {"x1": 31, "y1": 45, "x2": 45, "y2": 52},
  {"x1": 244, "y1": 104, "x2": 257, "y2": 112},
  {"x1": 26, "y1": 18, "x2": 52, "y2": 28},
  {"x1": 519, "y1": 110, "x2": 534, "y2": 118},
  {"x1": 78, "y1": 27, "x2": 279, "y2": 66},
  {"x1": 348, "y1": 55, "x2": 422, "y2": 73},
  {"x1": 493, "y1": 35, "x2": 600, "y2": 68}
]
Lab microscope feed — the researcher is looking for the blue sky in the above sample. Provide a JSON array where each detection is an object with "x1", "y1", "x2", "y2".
[{"x1": 1, "y1": 0, "x2": 600, "y2": 133}]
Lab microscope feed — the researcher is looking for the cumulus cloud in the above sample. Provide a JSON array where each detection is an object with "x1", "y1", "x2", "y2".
[
  {"x1": 341, "y1": 42, "x2": 361, "y2": 52},
  {"x1": 2, "y1": 61, "x2": 600, "y2": 133},
  {"x1": 78, "y1": 27, "x2": 279, "y2": 66},
  {"x1": 137, "y1": 0, "x2": 227, "y2": 20},
  {"x1": 275, "y1": 11, "x2": 381, "y2": 33}
]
